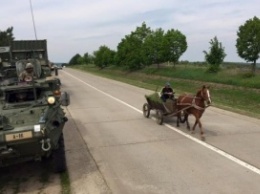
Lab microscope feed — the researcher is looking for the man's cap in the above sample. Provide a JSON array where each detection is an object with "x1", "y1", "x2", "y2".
[
  {"x1": 25, "y1": 63, "x2": 33, "y2": 69},
  {"x1": 165, "y1": 82, "x2": 170, "y2": 86}
]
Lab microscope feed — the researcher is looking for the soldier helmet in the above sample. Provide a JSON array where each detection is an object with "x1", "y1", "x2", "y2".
[{"x1": 25, "y1": 63, "x2": 33, "y2": 69}]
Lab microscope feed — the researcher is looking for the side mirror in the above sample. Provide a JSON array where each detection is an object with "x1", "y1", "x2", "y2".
[{"x1": 60, "y1": 92, "x2": 70, "y2": 106}]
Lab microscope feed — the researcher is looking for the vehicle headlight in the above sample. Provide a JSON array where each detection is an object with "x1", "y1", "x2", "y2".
[{"x1": 47, "y1": 96, "x2": 55, "y2": 105}]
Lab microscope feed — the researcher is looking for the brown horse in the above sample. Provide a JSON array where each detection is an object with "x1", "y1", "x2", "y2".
[{"x1": 176, "y1": 85, "x2": 211, "y2": 137}]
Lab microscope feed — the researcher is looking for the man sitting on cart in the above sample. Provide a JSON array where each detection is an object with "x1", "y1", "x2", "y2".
[{"x1": 161, "y1": 82, "x2": 175, "y2": 102}]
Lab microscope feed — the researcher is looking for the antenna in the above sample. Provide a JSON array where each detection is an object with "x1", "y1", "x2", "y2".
[{"x1": 29, "y1": 0, "x2": 38, "y2": 40}]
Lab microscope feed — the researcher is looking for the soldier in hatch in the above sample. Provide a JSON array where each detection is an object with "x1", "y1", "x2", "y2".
[{"x1": 19, "y1": 63, "x2": 35, "y2": 82}]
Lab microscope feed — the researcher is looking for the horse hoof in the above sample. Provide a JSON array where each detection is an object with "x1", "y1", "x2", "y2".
[
  {"x1": 191, "y1": 131, "x2": 195, "y2": 134},
  {"x1": 201, "y1": 136, "x2": 205, "y2": 141}
]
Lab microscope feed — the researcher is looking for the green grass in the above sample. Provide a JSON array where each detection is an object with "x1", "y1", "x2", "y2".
[
  {"x1": 140, "y1": 65, "x2": 260, "y2": 89},
  {"x1": 60, "y1": 171, "x2": 71, "y2": 194},
  {"x1": 71, "y1": 64, "x2": 260, "y2": 118}
]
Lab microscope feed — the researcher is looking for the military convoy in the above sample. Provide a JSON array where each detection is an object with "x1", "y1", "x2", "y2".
[{"x1": 0, "y1": 40, "x2": 69, "y2": 172}]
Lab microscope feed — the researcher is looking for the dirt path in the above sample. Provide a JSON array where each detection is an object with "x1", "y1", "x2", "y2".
[
  {"x1": 0, "y1": 161, "x2": 61, "y2": 194},
  {"x1": 63, "y1": 108, "x2": 111, "y2": 194}
]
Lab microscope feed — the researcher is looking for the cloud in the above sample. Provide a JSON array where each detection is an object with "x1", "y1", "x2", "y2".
[{"x1": 1, "y1": 0, "x2": 259, "y2": 62}]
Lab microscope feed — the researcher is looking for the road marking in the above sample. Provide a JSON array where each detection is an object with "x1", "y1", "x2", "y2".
[{"x1": 63, "y1": 70, "x2": 260, "y2": 175}]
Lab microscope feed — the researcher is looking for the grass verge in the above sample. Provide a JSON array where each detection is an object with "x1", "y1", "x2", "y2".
[{"x1": 60, "y1": 171, "x2": 71, "y2": 194}]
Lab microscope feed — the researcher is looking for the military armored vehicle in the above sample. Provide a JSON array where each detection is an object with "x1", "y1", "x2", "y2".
[{"x1": 0, "y1": 52, "x2": 69, "y2": 172}]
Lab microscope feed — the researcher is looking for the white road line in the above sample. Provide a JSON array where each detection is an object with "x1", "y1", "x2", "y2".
[{"x1": 63, "y1": 70, "x2": 260, "y2": 175}]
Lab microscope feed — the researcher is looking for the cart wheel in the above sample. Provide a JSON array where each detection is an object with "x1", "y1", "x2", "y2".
[
  {"x1": 156, "y1": 110, "x2": 164, "y2": 125},
  {"x1": 143, "y1": 103, "x2": 150, "y2": 118}
]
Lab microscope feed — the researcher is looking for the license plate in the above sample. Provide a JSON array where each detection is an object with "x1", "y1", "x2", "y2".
[{"x1": 5, "y1": 131, "x2": 33, "y2": 142}]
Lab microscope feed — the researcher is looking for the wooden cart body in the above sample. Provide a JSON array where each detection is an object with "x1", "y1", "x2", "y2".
[{"x1": 143, "y1": 95, "x2": 180, "y2": 125}]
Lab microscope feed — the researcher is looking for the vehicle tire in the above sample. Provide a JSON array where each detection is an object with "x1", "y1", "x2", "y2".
[
  {"x1": 143, "y1": 103, "x2": 150, "y2": 118},
  {"x1": 52, "y1": 133, "x2": 67, "y2": 173},
  {"x1": 156, "y1": 110, "x2": 164, "y2": 125}
]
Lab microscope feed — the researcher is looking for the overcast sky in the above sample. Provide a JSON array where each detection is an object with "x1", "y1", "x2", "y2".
[{"x1": 1, "y1": 0, "x2": 259, "y2": 63}]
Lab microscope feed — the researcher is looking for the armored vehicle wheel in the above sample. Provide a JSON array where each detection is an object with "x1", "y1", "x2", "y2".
[
  {"x1": 52, "y1": 133, "x2": 67, "y2": 173},
  {"x1": 156, "y1": 110, "x2": 164, "y2": 125},
  {"x1": 143, "y1": 103, "x2": 150, "y2": 118}
]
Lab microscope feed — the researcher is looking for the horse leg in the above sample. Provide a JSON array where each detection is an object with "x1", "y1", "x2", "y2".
[
  {"x1": 191, "y1": 116, "x2": 206, "y2": 140},
  {"x1": 179, "y1": 111, "x2": 187, "y2": 123},
  {"x1": 176, "y1": 109, "x2": 185, "y2": 127},
  {"x1": 185, "y1": 114, "x2": 190, "y2": 130},
  {"x1": 198, "y1": 119, "x2": 203, "y2": 135},
  {"x1": 195, "y1": 118, "x2": 205, "y2": 140},
  {"x1": 176, "y1": 114, "x2": 180, "y2": 127},
  {"x1": 191, "y1": 119, "x2": 198, "y2": 134}
]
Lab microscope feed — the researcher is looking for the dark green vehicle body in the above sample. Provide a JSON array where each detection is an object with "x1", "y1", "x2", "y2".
[{"x1": 0, "y1": 44, "x2": 69, "y2": 172}]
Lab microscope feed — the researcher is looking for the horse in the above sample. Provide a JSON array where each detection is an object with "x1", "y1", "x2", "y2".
[{"x1": 176, "y1": 85, "x2": 211, "y2": 138}]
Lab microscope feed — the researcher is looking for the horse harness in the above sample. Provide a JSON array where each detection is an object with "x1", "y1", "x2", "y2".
[{"x1": 177, "y1": 95, "x2": 209, "y2": 111}]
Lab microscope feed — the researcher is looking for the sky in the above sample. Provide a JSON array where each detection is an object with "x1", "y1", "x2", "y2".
[{"x1": 1, "y1": 0, "x2": 259, "y2": 63}]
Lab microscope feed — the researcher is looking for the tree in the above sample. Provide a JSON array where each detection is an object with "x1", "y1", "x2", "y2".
[
  {"x1": 116, "y1": 22, "x2": 151, "y2": 70},
  {"x1": 236, "y1": 16, "x2": 260, "y2": 75},
  {"x1": 203, "y1": 36, "x2": 226, "y2": 73},
  {"x1": 93, "y1": 45, "x2": 115, "y2": 68},
  {"x1": 83, "y1": 52, "x2": 90, "y2": 64},
  {"x1": 0, "y1": 27, "x2": 15, "y2": 62},
  {"x1": 143, "y1": 28, "x2": 165, "y2": 68},
  {"x1": 164, "y1": 29, "x2": 187, "y2": 66},
  {"x1": 0, "y1": 27, "x2": 14, "y2": 46},
  {"x1": 82, "y1": 52, "x2": 94, "y2": 64},
  {"x1": 68, "y1": 54, "x2": 81, "y2": 65},
  {"x1": 77, "y1": 56, "x2": 85, "y2": 65}
]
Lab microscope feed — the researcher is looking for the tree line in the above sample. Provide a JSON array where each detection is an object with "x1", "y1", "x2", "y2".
[
  {"x1": 69, "y1": 22, "x2": 187, "y2": 70},
  {"x1": 68, "y1": 17, "x2": 260, "y2": 75},
  {"x1": 1, "y1": 16, "x2": 260, "y2": 75}
]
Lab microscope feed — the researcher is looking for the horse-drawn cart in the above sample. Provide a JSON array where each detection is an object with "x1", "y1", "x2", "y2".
[
  {"x1": 143, "y1": 85, "x2": 212, "y2": 139},
  {"x1": 142, "y1": 93, "x2": 181, "y2": 125}
]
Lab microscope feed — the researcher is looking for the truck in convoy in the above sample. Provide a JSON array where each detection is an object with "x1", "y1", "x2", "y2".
[
  {"x1": 0, "y1": 40, "x2": 59, "y2": 85},
  {"x1": 0, "y1": 40, "x2": 49, "y2": 66}
]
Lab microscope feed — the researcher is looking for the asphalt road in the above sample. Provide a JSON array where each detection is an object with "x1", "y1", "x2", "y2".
[{"x1": 61, "y1": 68, "x2": 260, "y2": 194}]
